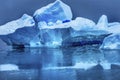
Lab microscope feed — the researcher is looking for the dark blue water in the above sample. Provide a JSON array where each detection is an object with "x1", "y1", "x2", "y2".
[{"x1": 0, "y1": 46, "x2": 120, "y2": 80}]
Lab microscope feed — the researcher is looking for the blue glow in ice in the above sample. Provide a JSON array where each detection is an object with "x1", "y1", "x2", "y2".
[{"x1": 34, "y1": 0, "x2": 72, "y2": 24}]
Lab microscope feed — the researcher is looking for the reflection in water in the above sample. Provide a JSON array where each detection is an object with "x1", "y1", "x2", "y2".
[{"x1": 0, "y1": 47, "x2": 120, "y2": 80}]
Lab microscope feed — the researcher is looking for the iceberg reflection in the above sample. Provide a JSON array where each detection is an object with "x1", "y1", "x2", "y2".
[{"x1": 0, "y1": 47, "x2": 120, "y2": 80}]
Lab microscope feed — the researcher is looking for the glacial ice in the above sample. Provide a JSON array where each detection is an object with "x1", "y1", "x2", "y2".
[
  {"x1": 100, "y1": 34, "x2": 120, "y2": 49},
  {"x1": 96, "y1": 15, "x2": 108, "y2": 30},
  {"x1": 0, "y1": 0, "x2": 119, "y2": 48},
  {"x1": 33, "y1": 0, "x2": 72, "y2": 24},
  {"x1": 39, "y1": 17, "x2": 96, "y2": 31},
  {"x1": 35, "y1": 16, "x2": 99, "y2": 47},
  {"x1": 0, "y1": 14, "x2": 40, "y2": 47},
  {"x1": 30, "y1": 28, "x2": 71, "y2": 47},
  {"x1": 0, "y1": 14, "x2": 35, "y2": 35}
]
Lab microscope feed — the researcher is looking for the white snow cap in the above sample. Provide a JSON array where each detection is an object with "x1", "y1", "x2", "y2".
[
  {"x1": 71, "y1": 17, "x2": 96, "y2": 31},
  {"x1": 0, "y1": 14, "x2": 35, "y2": 35}
]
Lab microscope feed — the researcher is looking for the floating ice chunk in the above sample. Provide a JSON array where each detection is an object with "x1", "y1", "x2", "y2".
[
  {"x1": 70, "y1": 17, "x2": 96, "y2": 31},
  {"x1": 34, "y1": 0, "x2": 72, "y2": 23},
  {"x1": 96, "y1": 15, "x2": 108, "y2": 30},
  {"x1": 0, "y1": 14, "x2": 35, "y2": 35},
  {"x1": 100, "y1": 33, "x2": 120, "y2": 49},
  {"x1": 0, "y1": 64, "x2": 19, "y2": 71}
]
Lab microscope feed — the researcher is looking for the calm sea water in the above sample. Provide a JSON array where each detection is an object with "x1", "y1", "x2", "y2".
[{"x1": 0, "y1": 46, "x2": 120, "y2": 80}]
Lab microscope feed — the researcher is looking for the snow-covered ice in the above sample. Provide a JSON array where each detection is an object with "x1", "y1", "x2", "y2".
[
  {"x1": 34, "y1": 0, "x2": 72, "y2": 24},
  {"x1": 0, "y1": 14, "x2": 35, "y2": 35}
]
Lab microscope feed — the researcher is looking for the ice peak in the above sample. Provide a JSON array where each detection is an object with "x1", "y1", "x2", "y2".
[
  {"x1": 96, "y1": 15, "x2": 108, "y2": 30},
  {"x1": 33, "y1": 0, "x2": 72, "y2": 23},
  {"x1": 98, "y1": 15, "x2": 108, "y2": 24}
]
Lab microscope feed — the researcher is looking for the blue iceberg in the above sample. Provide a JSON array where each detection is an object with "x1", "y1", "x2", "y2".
[
  {"x1": 33, "y1": 0, "x2": 73, "y2": 24},
  {"x1": 0, "y1": 0, "x2": 115, "y2": 48},
  {"x1": 0, "y1": 14, "x2": 40, "y2": 48}
]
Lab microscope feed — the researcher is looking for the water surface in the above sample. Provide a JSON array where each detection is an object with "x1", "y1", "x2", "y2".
[{"x1": 0, "y1": 46, "x2": 120, "y2": 80}]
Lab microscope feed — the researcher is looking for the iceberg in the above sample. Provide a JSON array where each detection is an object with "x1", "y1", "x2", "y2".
[
  {"x1": 0, "y1": 0, "x2": 113, "y2": 48},
  {"x1": 0, "y1": 14, "x2": 35, "y2": 35},
  {"x1": 0, "y1": 14, "x2": 40, "y2": 48},
  {"x1": 100, "y1": 33, "x2": 120, "y2": 49},
  {"x1": 96, "y1": 15, "x2": 108, "y2": 30},
  {"x1": 33, "y1": 0, "x2": 72, "y2": 24},
  {"x1": 35, "y1": 16, "x2": 99, "y2": 47},
  {"x1": 35, "y1": 15, "x2": 110, "y2": 47}
]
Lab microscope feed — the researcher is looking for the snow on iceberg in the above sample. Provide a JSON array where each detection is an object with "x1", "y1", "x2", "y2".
[
  {"x1": 0, "y1": 14, "x2": 40, "y2": 47},
  {"x1": 39, "y1": 17, "x2": 96, "y2": 31},
  {"x1": 0, "y1": 14, "x2": 35, "y2": 35},
  {"x1": 100, "y1": 33, "x2": 120, "y2": 49},
  {"x1": 33, "y1": 0, "x2": 72, "y2": 24},
  {"x1": 70, "y1": 17, "x2": 96, "y2": 31}
]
